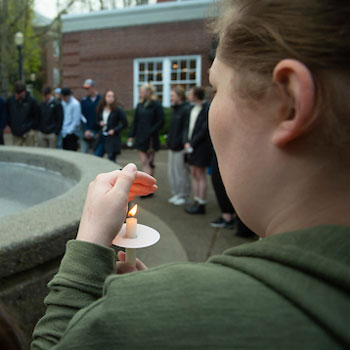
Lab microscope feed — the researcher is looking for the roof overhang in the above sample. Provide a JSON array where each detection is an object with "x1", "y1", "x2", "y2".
[{"x1": 62, "y1": 0, "x2": 216, "y2": 33}]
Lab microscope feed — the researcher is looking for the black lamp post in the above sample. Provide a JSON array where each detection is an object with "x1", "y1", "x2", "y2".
[{"x1": 14, "y1": 32, "x2": 24, "y2": 81}]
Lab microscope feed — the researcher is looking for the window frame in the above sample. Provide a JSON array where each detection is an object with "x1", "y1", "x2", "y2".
[{"x1": 133, "y1": 55, "x2": 202, "y2": 107}]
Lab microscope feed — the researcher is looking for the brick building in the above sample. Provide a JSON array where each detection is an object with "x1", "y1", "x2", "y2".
[{"x1": 61, "y1": 0, "x2": 215, "y2": 108}]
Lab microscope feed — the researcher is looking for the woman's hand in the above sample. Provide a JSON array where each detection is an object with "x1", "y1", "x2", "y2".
[
  {"x1": 108, "y1": 129, "x2": 115, "y2": 136},
  {"x1": 84, "y1": 130, "x2": 92, "y2": 139},
  {"x1": 116, "y1": 251, "x2": 148, "y2": 274},
  {"x1": 100, "y1": 121, "x2": 104, "y2": 127},
  {"x1": 76, "y1": 163, "x2": 157, "y2": 247}
]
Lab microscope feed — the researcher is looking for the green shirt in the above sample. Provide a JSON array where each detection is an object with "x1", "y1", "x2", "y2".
[{"x1": 31, "y1": 225, "x2": 350, "y2": 349}]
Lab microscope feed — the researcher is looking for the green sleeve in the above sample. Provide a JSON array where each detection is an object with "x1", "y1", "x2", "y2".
[{"x1": 31, "y1": 240, "x2": 116, "y2": 350}]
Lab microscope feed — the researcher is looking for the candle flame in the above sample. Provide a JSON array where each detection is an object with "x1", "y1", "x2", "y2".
[{"x1": 128, "y1": 204, "x2": 138, "y2": 217}]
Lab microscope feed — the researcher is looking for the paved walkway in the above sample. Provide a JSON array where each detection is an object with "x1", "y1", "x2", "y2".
[{"x1": 118, "y1": 149, "x2": 257, "y2": 263}]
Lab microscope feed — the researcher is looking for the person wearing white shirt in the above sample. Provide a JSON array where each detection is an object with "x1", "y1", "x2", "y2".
[
  {"x1": 184, "y1": 86, "x2": 212, "y2": 214},
  {"x1": 61, "y1": 88, "x2": 82, "y2": 151}
]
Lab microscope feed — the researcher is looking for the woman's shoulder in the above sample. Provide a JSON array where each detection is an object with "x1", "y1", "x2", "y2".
[
  {"x1": 115, "y1": 105, "x2": 125, "y2": 113},
  {"x1": 149, "y1": 99, "x2": 163, "y2": 108},
  {"x1": 201, "y1": 100, "x2": 210, "y2": 110}
]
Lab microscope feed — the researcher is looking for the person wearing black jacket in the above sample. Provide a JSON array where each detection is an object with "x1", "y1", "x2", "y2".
[
  {"x1": 184, "y1": 86, "x2": 212, "y2": 214},
  {"x1": 37, "y1": 86, "x2": 63, "y2": 148},
  {"x1": 81, "y1": 79, "x2": 102, "y2": 155},
  {"x1": 6, "y1": 81, "x2": 39, "y2": 146},
  {"x1": 128, "y1": 84, "x2": 164, "y2": 178},
  {"x1": 96, "y1": 90, "x2": 127, "y2": 163},
  {"x1": 167, "y1": 86, "x2": 192, "y2": 206}
]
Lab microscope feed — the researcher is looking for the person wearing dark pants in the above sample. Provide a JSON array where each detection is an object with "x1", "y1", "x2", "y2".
[
  {"x1": 184, "y1": 86, "x2": 212, "y2": 214},
  {"x1": 81, "y1": 79, "x2": 102, "y2": 155},
  {"x1": 62, "y1": 133, "x2": 79, "y2": 151},
  {"x1": 128, "y1": 84, "x2": 164, "y2": 178},
  {"x1": 210, "y1": 151, "x2": 235, "y2": 228},
  {"x1": 37, "y1": 86, "x2": 63, "y2": 148},
  {"x1": 61, "y1": 88, "x2": 81, "y2": 152},
  {"x1": 96, "y1": 90, "x2": 127, "y2": 163},
  {"x1": 211, "y1": 151, "x2": 256, "y2": 237}
]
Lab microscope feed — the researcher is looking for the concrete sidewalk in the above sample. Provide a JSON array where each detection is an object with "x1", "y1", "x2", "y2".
[{"x1": 118, "y1": 149, "x2": 257, "y2": 263}]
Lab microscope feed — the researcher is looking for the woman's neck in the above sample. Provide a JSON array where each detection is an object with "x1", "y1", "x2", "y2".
[{"x1": 263, "y1": 162, "x2": 350, "y2": 237}]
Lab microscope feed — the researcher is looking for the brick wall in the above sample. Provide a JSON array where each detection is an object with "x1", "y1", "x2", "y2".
[
  {"x1": 40, "y1": 36, "x2": 60, "y2": 89},
  {"x1": 62, "y1": 19, "x2": 212, "y2": 108}
]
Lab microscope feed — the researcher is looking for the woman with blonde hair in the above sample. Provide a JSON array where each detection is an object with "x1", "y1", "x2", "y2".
[
  {"x1": 32, "y1": 1, "x2": 349, "y2": 348},
  {"x1": 128, "y1": 84, "x2": 164, "y2": 188}
]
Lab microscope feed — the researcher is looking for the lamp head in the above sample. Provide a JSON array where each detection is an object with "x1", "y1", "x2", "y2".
[{"x1": 14, "y1": 32, "x2": 24, "y2": 47}]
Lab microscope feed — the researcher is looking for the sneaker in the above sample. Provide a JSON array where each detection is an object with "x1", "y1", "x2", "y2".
[
  {"x1": 185, "y1": 203, "x2": 206, "y2": 214},
  {"x1": 168, "y1": 195, "x2": 179, "y2": 204},
  {"x1": 224, "y1": 219, "x2": 235, "y2": 230},
  {"x1": 173, "y1": 197, "x2": 190, "y2": 206},
  {"x1": 210, "y1": 217, "x2": 227, "y2": 228}
]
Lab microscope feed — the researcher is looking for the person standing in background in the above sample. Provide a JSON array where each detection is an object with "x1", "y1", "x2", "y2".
[
  {"x1": 61, "y1": 88, "x2": 81, "y2": 151},
  {"x1": 81, "y1": 79, "x2": 102, "y2": 155},
  {"x1": 54, "y1": 88, "x2": 61, "y2": 101},
  {"x1": 210, "y1": 151, "x2": 236, "y2": 228},
  {"x1": 184, "y1": 86, "x2": 212, "y2": 214},
  {"x1": 128, "y1": 84, "x2": 164, "y2": 181},
  {"x1": 6, "y1": 81, "x2": 39, "y2": 147},
  {"x1": 0, "y1": 95, "x2": 6, "y2": 145},
  {"x1": 167, "y1": 86, "x2": 192, "y2": 206},
  {"x1": 37, "y1": 86, "x2": 63, "y2": 148},
  {"x1": 96, "y1": 90, "x2": 127, "y2": 163},
  {"x1": 210, "y1": 151, "x2": 256, "y2": 238}
]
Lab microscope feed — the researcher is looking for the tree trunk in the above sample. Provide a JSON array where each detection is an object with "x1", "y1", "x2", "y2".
[{"x1": 0, "y1": 0, "x2": 9, "y2": 96}]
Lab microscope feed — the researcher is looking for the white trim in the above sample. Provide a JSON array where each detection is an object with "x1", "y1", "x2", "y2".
[
  {"x1": 62, "y1": 0, "x2": 215, "y2": 33},
  {"x1": 163, "y1": 59, "x2": 171, "y2": 107},
  {"x1": 196, "y1": 56, "x2": 202, "y2": 86},
  {"x1": 133, "y1": 60, "x2": 139, "y2": 107},
  {"x1": 134, "y1": 54, "x2": 202, "y2": 108}
]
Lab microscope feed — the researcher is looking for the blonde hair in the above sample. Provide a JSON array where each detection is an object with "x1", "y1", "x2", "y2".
[
  {"x1": 140, "y1": 83, "x2": 157, "y2": 103},
  {"x1": 211, "y1": 0, "x2": 350, "y2": 150},
  {"x1": 171, "y1": 86, "x2": 186, "y2": 102}
]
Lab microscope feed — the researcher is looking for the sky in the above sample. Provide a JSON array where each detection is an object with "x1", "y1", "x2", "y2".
[
  {"x1": 34, "y1": 1, "x2": 58, "y2": 19},
  {"x1": 34, "y1": 0, "x2": 158, "y2": 19}
]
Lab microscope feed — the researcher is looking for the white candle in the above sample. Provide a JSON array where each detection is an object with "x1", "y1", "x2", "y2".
[
  {"x1": 126, "y1": 217, "x2": 137, "y2": 238},
  {"x1": 125, "y1": 205, "x2": 138, "y2": 266}
]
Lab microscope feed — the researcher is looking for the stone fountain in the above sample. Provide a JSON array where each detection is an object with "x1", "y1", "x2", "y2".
[{"x1": 0, "y1": 146, "x2": 187, "y2": 344}]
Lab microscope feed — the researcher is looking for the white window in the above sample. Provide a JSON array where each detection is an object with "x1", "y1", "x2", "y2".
[
  {"x1": 134, "y1": 55, "x2": 201, "y2": 107},
  {"x1": 53, "y1": 68, "x2": 60, "y2": 87},
  {"x1": 53, "y1": 40, "x2": 60, "y2": 57}
]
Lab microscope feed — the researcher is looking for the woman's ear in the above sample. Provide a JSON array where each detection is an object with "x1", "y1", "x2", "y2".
[{"x1": 271, "y1": 59, "x2": 316, "y2": 148}]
